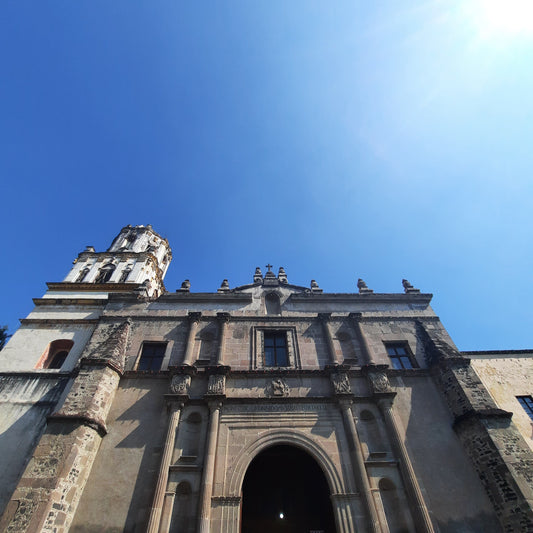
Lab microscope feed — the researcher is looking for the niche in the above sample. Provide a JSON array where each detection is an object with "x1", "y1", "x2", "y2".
[
  {"x1": 379, "y1": 478, "x2": 409, "y2": 533},
  {"x1": 359, "y1": 409, "x2": 387, "y2": 457},
  {"x1": 170, "y1": 481, "x2": 193, "y2": 533},
  {"x1": 265, "y1": 292, "x2": 281, "y2": 315},
  {"x1": 178, "y1": 412, "x2": 202, "y2": 461}
]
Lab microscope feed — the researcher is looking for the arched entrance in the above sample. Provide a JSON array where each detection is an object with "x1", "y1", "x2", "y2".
[{"x1": 241, "y1": 445, "x2": 336, "y2": 533}]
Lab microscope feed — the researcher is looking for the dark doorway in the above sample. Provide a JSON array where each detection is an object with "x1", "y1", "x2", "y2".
[{"x1": 241, "y1": 445, "x2": 336, "y2": 533}]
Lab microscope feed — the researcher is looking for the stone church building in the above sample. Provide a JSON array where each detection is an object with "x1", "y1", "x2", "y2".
[{"x1": 0, "y1": 224, "x2": 532, "y2": 532}]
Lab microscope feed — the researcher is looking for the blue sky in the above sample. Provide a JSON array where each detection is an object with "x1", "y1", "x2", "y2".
[{"x1": 1, "y1": 1, "x2": 533, "y2": 350}]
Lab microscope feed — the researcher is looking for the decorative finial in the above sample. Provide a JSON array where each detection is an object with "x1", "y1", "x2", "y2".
[
  {"x1": 357, "y1": 278, "x2": 373, "y2": 294},
  {"x1": 218, "y1": 279, "x2": 230, "y2": 293},
  {"x1": 177, "y1": 279, "x2": 191, "y2": 293},
  {"x1": 310, "y1": 279, "x2": 323, "y2": 294},
  {"x1": 264, "y1": 264, "x2": 276, "y2": 280},
  {"x1": 402, "y1": 279, "x2": 420, "y2": 294},
  {"x1": 278, "y1": 267, "x2": 288, "y2": 284},
  {"x1": 253, "y1": 267, "x2": 263, "y2": 283}
]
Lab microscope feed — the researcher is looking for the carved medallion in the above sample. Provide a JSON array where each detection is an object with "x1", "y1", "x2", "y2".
[
  {"x1": 331, "y1": 372, "x2": 351, "y2": 395},
  {"x1": 269, "y1": 378, "x2": 289, "y2": 397},
  {"x1": 207, "y1": 374, "x2": 226, "y2": 396},
  {"x1": 170, "y1": 374, "x2": 191, "y2": 395},
  {"x1": 369, "y1": 371, "x2": 391, "y2": 393}
]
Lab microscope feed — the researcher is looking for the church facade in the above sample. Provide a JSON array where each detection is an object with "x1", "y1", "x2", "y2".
[{"x1": 0, "y1": 225, "x2": 532, "y2": 533}]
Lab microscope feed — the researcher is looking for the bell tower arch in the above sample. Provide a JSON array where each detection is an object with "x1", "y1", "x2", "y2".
[{"x1": 62, "y1": 224, "x2": 171, "y2": 297}]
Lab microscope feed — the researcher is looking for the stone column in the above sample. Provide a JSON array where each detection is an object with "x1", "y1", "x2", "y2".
[
  {"x1": 339, "y1": 397, "x2": 382, "y2": 533},
  {"x1": 182, "y1": 312, "x2": 202, "y2": 366},
  {"x1": 198, "y1": 400, "x2": 222, "y2": 533},
  {"x1": 319, "y1": 313, "x2": 342, "y2": 365},
  {"x1": 330, "y1": 493, "x2": 358, "y2": 533},
  {"x1": 146, "y1": 400, "x2": 184, "y2": 533},
  {"x1": 159, "y1": 492, "x2": 175, "y2": 533},
  {"x1": 349, "y1": 313, "x2": 372, "y2": 365},
  {"x1": 215, "y1": 312, "x2": 230, "y2": 366}
]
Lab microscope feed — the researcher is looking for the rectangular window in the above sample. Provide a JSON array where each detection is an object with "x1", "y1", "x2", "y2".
[
  {"x1": 386, "y1": 344, "x2": 415, "y2": 370},
  {"x1": 517, "y1": 396, "x2": 533, "y2": 420},
  {"x1": 264, "y1": 332, "x2": 288, "y2": 367},
  {"x1": 138, "y1": 342, "x2": 166, "y2": 371},
  {"x1": 252, "y1": 327, "x2": 299, "y2": 369}
]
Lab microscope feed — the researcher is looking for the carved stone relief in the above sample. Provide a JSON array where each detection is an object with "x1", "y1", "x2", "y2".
[
  {"x1": 170, "y1": 374, "x2": 191, "y2": 395},
  {"x1": 369, "y1": 371, "x2": 391, "y2": 394},
  {"x1": 331, "y1": 372, "x2": 352, "y2": 395},
  {"x1": 268, "y1": 378, "x2": 289, "y2": 397},
  {"x1": 207, "y1": 374, "x2": 226, "y2": 396}
]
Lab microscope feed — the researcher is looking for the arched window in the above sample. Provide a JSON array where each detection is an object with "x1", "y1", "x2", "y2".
[
  {"x1": 36, "y1": 339, "x2": 74, "y2": 369},
  {"x1": 94, "y1": 263, "x2": 115, "y2": 283}
]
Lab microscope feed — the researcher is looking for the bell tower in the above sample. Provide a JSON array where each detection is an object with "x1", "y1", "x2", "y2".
[{"x1": 60, "y1": 224, "x2": 171, "y2": 298}]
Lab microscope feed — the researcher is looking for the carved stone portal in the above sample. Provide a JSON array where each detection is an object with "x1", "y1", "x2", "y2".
[{"x1": 170, "y1": 374, "x2": 191, "y2": 395}]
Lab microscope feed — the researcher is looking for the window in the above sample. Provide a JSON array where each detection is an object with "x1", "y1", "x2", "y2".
[
  {"x1": 252, "y1": 327, "x2": 300, "y2": 369},
  {"x1": 386, "y1": 344, "x2": 415, "y2": 369},
  {"x1": 36, "y1": 339, "x2": 74, "y2": 369},
  {"x1": 264, "y1": 332, "x2": 288, "y2": 367},
  {"x1": 517, "y1": 396, "x2": 533, "y2": 420},
  {"x1": 138, "y1": 342, "x2": 166, "y2": 371},
  {"x1": 94, "y1": 263, "x2": 115, "y2": 283},
  {"x1": 48, "y1": 350, "x2": 69, "y2": 369}
]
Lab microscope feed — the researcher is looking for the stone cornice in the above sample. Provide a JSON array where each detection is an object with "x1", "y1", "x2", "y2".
[
  {"x1": 158, "y1": 292, "x2": 253, "y2": 303},
  {"x1": 290, "y1": 292, "x2": 433, "y2": 305},
  {"x1": 453, "y1": 408, "x2": 513, "y2": 430},
  {"x1": 33, "y1": 298, "x2": 106, "y2": 306},
  {"x1": 19, "y1": 318, "x2": 99, "y2": 325},
  {"x1": 0, "y1": 371, "x2": 72, "y2": 379},
  {"x1": 462, "y1": 349, "x2": 533, "y2": 357},
  {"x1": 46, "y1": 282, "x2": 141, "y2": 292}
]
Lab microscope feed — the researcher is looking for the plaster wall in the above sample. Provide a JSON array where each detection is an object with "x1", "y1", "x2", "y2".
[
  {"x1": 0, "y1": 374, "x2": 68, "y2": 516},
  {"x1": 0, "y1": 324, "x2": 94, "y2": 371},
  {"x1": 470, "y1": 353, "x2": 533, "y2": 451}
]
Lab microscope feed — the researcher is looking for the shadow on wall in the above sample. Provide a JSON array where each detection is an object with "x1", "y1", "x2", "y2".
[
  {"x1": 0, "y1": 377, "x2": 68, "y2": 516},
  {"x1": 401, "y1": 376, "x2": 501, "y2": 533},
  {"x1": 115, "y1": 380, "x2": 167, "y2": 533}
]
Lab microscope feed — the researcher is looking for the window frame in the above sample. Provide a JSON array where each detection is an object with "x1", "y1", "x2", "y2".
[
  {"x1": 137, "y1": 341, "x2": 168, "y2": 371},
  {"x1": 384, "y1": 342, "x2": 417, "y2": 370},
  {"x1": 252, "y1": 326, "x2": 300, "y2": 369},
  {"x1": 35, "y1": 339, "x2": 74, "y2": 370},
  {"x1": 517, "y1": 395, "x2": 533, "y2": 420}
]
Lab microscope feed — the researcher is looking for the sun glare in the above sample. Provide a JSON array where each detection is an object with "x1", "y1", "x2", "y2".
[{"x1": 475, "y1": 0, "x2": 533, "y2": 36}]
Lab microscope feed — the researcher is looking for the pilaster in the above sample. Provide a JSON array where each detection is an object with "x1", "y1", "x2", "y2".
[
  {"x1": 319, "y1": 313, "x2": 342, "y2": 365},
  {"x1": 182, "y1": 312, "x2": 202, "y2": 366}
]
